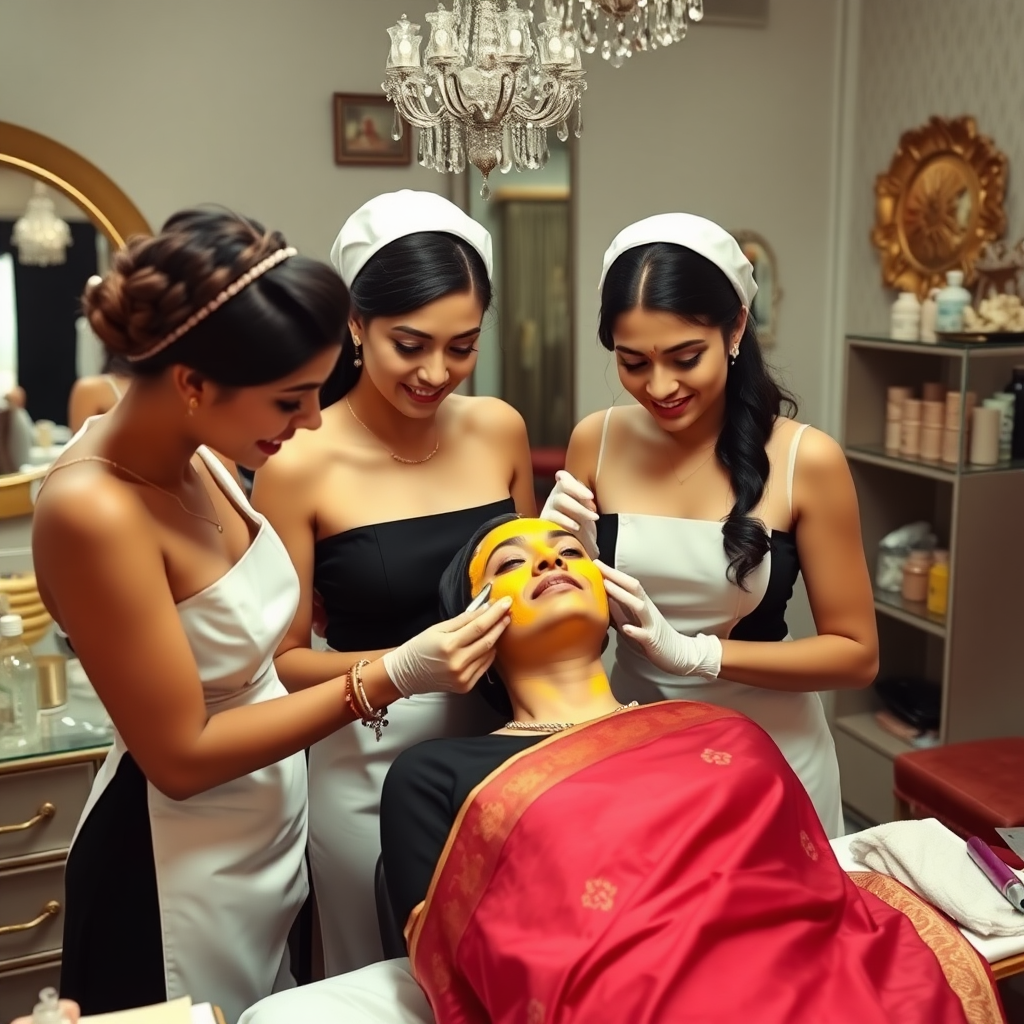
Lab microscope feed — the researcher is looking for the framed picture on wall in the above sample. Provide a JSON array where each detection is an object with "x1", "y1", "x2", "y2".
[{"x1": 333, "y1": 93, "x2": 411, "y2": 167}]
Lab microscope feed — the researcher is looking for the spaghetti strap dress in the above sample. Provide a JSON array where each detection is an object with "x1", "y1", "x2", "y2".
[
  {"x1": 594, "y1": 409, "x2": 844, "y2": 838},
  {"x1": 57, "y1": 424, "x2": 309, "y2": 1024}
]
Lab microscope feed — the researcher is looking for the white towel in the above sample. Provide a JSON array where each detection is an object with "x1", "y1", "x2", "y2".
[{"x1": 848, "y1": 818, "x2": 1024, "y2": 937}]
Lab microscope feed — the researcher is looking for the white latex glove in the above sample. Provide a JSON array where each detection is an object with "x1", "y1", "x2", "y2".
[
  {"x1": 541, "y1": 470, "x2": 599, "y2": 557},
  {"x1": 383, "y1": 596, "x2": 512, "y2": 698},
  {"x1": 595, "y1": 560, "x2": 723, "y2": 679}
]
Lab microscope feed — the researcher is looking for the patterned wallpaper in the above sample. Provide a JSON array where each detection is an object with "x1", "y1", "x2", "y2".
[{"x1": 847, "y1": 0, "x2": 1024, "y2": 333}]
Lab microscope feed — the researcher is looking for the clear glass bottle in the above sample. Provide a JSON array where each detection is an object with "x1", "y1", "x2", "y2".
[{"x1": 0, "y1": 612, "x2": 40, "y2": 753}]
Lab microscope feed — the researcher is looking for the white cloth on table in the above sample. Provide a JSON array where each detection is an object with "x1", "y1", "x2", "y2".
[
  {"x1": 831, "y1": 823, "x2": 1024, "y2": 961},
  {"x1": 238, "y1": 959, "x2": 433, "y2": 1024}
]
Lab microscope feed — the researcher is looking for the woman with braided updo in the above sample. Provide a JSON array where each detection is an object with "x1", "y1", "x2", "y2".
[{"x1": 31, "y1": 209, "x2": 513, "y2": 1022}]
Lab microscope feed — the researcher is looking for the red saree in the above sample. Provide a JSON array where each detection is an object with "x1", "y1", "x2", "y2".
[{"x1": 409, "y1": 702, "x2": 1004, "y2": 1024}]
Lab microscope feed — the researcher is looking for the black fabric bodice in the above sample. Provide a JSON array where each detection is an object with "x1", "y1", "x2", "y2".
[
  {"x1": 313, "y1": 498, "x2": 516, "y2": 652},
  {"x1": 595, "y1": 515, "x2": 801, "y2": 643}
]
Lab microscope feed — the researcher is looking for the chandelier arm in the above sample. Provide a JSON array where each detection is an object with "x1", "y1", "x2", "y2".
[
  {"x1": 386, "y1": 76, "x2": 445, "y2": 129},
  {"x1": 432, "y1": 69, "x2": 475, "y2": 121},
  {"x1": 484, "y1": 73, "x2": 519, "y2": 127},
  {"x1": 511, "y1": 83, "x2": 579, "y2": 128}
]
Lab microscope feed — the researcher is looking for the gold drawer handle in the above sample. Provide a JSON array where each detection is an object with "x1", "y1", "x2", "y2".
[
  {"x1": 0, "y1": 802, "x2": 55, "y2": 835},
  {"x1": 0, "y1": 900, "x2": 60, "y2": 936}
]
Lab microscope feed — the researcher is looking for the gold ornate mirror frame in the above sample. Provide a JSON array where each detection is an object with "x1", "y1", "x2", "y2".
[
  {"x1": 872, "y1": 115, "x2": 1008, "y2": 299},
  {"x1": 0, "y1": 121, "x2": 151, "y2": 517}
]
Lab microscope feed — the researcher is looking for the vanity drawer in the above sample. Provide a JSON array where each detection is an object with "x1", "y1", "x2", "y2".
[
  {"x1": 0, "y1": 862, "x2": 64, "y2": 965},
  {"x1": 0, "y1": 764, "x2": 93, "y2": 863},
  {"x1": 0, "y1": 959, "x2": 61, "y2": 1023}
]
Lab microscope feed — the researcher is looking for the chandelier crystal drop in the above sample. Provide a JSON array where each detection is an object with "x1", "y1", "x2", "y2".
[
  {"x1": 582, "y1": 0, "x2": 703, "y2": 68},
  {"x1": 11, "y1": 183, "x2": 72, "y2": 267},
  {"x1": 384, "y1": 1, "x2": 587, "y2": 199}
]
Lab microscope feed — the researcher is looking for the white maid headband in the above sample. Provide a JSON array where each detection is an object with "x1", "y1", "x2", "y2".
[
  {"x1": 330, "y1": 190, "x2": 494, "y2": 287},
  {"x1": 598, "y1": 212, "x2": 757, "y2": 308}
]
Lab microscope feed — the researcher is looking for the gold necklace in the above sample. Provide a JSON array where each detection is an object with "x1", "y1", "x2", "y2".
[
  {"x1": 51, "y1": 456, "x2": 223, "y2": 532},
  {"x1": 345, "y1": 397, "x2": 439, "y2": 465},
  {"x1": 669, "y1": 443, "x2": 718, "y2": 487},
  {"x1": 504, "y1": 701, "x2": 639, "y2": 733}
]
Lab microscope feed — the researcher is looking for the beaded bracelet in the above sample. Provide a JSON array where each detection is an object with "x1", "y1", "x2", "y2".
[{"x1": 349, "y1": 658, "x2": 389, "y2": 742}]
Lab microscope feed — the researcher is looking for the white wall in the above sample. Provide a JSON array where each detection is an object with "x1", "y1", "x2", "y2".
[
  {"x1": 1, "y1": 0, "x2": 843, "y2": 426},
  {"x1": 0, "y1": 0, "x2": 447, "y2": 262},
  {"x1": 845, "y1": 0, "x2": 1024, "y2": 336},
  {"x1": 574, "y1": 0, "x2": 841, "y2": 427}
]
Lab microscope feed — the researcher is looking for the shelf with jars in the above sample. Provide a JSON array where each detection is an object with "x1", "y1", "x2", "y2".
[{"x1": 833, "y1": 334, "x2": 1024, "y2": 825}]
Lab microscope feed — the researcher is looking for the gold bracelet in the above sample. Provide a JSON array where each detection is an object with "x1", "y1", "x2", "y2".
[
  {"x1": 351, "y1": 659, "x2": 389, "y2": 742},
  {"x1": 346, "y1": 665, "x2": 373, "y2": 719},
  {"x1": 344, "y1": 674, "x2": 367, "y2": 720}
]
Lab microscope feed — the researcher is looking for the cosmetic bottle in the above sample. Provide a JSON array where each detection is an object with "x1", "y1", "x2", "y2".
[
  {"x1": 890, "y1": 292, "x2": 921, "y2": 340},
  {"x1": 927, "y1": 551, "x2": 949, "y2": 617},
  {"x1": 935, "y1": 271, "x2": 972, "y2": 333},
  {"x1": 1004, "y1": 367, "x2": 1024, "y2": 460},
  {"x1": 901, "y1": 550, "x2": 932, "y2": 603},
  {"x1": 0, "y1": 613, "x2": 39, "y2": 753},
  {"x1": 920, "y1": 288, "x2": 940, "y2": 342}
]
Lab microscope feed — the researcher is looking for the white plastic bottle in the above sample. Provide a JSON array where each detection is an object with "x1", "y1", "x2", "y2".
[
  {"x1": 890, "y1": 292, "x2": 921, "y2": 340},
  {"x1": 919, "y1": 288, "x2": 940, "y2": 342},
  {"x1": 0, "y1": 613, "x2": 40, "y2": 753},
  {"x1": 935, "y1": 271, "x2": 972, "y2": 333}
]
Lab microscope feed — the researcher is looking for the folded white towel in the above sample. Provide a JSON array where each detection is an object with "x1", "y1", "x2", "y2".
[{"x1": 848, "y1": 818, "x2": 1024, "y2": 938}]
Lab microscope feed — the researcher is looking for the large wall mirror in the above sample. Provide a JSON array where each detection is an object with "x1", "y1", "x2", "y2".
[
  {"x1": 0, "y1": 122, "x2": 149, "y2": 517},
  {"x1": 459, "y1": 136, "x2": 575, "y2": 450}
]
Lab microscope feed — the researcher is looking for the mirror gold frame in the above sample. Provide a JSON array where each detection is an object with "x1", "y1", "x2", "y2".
[
  {"x1": 0, "y1": 121, "x2": 151, "y2": 517},
  {"x1": 871, "y1": 115, "x2": 1008, "y2": 299}
]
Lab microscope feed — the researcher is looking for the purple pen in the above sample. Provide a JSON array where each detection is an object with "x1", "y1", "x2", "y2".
[{"x1": 966, "y1": 836, "x2": 1024, "y2": 912}]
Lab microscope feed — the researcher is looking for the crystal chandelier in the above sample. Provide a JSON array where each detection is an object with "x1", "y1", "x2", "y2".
[
  {"x1": 579, "y1": 0, "x2": 704, "y2": 68},
  {"x1": 383, "y1": 1, "x2": 703, "y2": 197},
  {"x1": 384, "y1": 1, "x2": 587, "y2": 198},
  {"x1": 11, "y1": 183, "x2": 72, "y2": 267}
]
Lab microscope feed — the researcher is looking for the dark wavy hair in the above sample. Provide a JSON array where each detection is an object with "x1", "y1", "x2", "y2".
[
  {"x1": 320, "y1": 231, "x2": 492, "y2": 408},
  {"x1": 598, "y1": 242, "x2": 797, "y2": 589}
]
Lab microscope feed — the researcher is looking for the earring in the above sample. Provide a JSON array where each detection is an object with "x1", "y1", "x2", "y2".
[
  {"x1": 729, "y1": 348, "x2": 739, "y2": 367},
  {"x1": 352, "y1": 337, "x2": 363, "y2": 369},
  {"x1": 188, "y1": 396, "x2": 198, "y2": 416}
]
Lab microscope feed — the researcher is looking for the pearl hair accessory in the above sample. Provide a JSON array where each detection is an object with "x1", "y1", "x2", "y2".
[{"x1": 126, "y1": 246, "x2": 298, "y2": 363}]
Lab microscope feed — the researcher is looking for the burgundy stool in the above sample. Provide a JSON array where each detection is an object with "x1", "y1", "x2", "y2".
[{"x1": 894, "y1": 737, "x2": 1024, "y2": 854}]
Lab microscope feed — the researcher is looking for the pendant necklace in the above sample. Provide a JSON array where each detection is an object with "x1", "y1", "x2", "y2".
[
  {"x1": 669, "y1": 443, "x2": 718, "y2": 487},
  {"x1": 345, "y1": 397, "x2": 439, "y2": 465},
  {"x1": 504, "y1": 701, "x2": 639, "y2": 733},
  {"x1": 49, "y1": 456, "x2": 223, "y2": 532}
]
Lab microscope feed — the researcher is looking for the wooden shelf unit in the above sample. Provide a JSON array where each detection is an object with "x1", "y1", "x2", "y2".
[{"x1": 835, "y1": 335, "x2": 1024, "y2": 824}]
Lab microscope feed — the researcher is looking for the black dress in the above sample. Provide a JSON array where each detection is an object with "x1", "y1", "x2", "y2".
[
  {"x1": 381, "y1": 734, "x2": 545, "y2": 935},
  {"x1": 305, "y1": 499, "x2": 516, "y2": 974}
]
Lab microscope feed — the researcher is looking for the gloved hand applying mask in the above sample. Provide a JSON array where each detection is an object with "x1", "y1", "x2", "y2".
[
  {"x1": 541, "y1": 470, "x2": 599, "y2": 558},
  {"x1": 383, "y1": 597, "x2": 512, "y2": 698},
  {"x1": 596, "y1": 561, "x2": 723, "y2": 680}
]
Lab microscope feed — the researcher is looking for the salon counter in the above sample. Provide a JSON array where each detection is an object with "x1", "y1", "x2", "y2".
[{"x1": 0, "y1": 729, "x2": 110, "y2": 1020}]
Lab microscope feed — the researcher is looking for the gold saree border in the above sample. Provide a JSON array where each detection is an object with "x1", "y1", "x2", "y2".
[
  {"x1": 849, "y1": 871, "x2": 1005, "y2": 1024},
  {"x1": 409, "y1": 700, "x2": 741, "y2": 977}
]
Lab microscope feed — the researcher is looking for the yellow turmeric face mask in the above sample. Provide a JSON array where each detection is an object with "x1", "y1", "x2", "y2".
[{"x1": 468, "y1": 519, "x2": 609, "y2": 635}]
